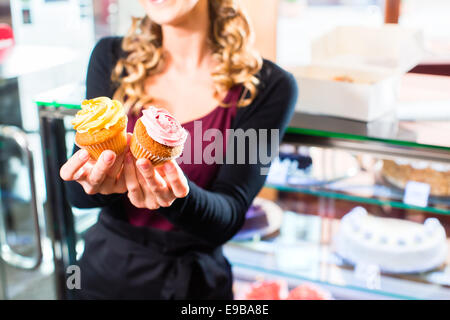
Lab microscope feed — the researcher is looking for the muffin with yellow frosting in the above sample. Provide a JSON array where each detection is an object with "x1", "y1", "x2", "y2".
[{"x1": 72, "y1": 97, "x2": 127, "y2": 160}]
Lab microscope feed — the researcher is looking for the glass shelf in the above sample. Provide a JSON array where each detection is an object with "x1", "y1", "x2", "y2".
[
  {"x1": 265, "y1": 147, "x2": 450, "y2": 215},
  {"x1": 35, "y1": 83, "x2": 85, "y2": 110},
  {"x1": 287, "y1": 112, "x2": 450, "y2": 151},
  {"x1": 224, "y1": 212, "x2": 450, "y2": 300},
  {"x1": 265, "y1": 182, "x2": 450, "y2": 216}
]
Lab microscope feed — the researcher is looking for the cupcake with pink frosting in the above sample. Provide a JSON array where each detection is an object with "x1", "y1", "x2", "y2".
[{"x1": 130, "y1": 106, "x2": 187, "y2": 166}]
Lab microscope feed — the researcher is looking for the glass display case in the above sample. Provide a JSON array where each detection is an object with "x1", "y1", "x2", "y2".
[
  {"x1": 226, "y1": 143, "x2": 450, "y2": 300},
  {"x1": 34, "y1": 80, "x2": 450, "y2": 300}
]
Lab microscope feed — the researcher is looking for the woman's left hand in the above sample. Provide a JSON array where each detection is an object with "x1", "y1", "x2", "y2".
[{"x1": 124, "y1": 153, "x2": 189, "y2": 209}]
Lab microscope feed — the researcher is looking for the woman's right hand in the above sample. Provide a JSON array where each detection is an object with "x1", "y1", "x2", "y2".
[{"x1": 60, "y1": 148, "x2": 127, "y2": 195}]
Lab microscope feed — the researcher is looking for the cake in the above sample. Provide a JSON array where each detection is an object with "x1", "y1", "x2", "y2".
[
  {"x1": 241, "y1": 280, "x2": 332, "y2": 300},
  {"x1": 72, "y1": 97, "x2": 128, "y2": 160},
  {"x1": 130, "y1": 106, "x2": 187, "y2": 166},
  {"x1": 267, "y1": 145, "x2": 314, "y2": 186},
  {"x1": 234, "y1": 198, "x2": 283, "y2": 240},
  {"x1": 240, "y1": 204, "x2": 270, "y2": 232},
  {"x1": 278, "y1": 152, "x2": 312, "y2": 170},
  {"x1": 332, "y1": 75, "x2": 374, "y2": 84},
  {"x1": 333, "y1": 75, "x2": 354, "y2": 83},
  {"x1": 334, "y1": 207, "x2": 448, "y2": 273},
  {"x1": 381, "y1": 159, "x2": 450, "y2": 197},
  {"x1": 243, "y1": 281, "x2": 285, "y2": 300},
  {"x1": 286, "y1": 284, "x2": 332, "y2": 300},
  {"x1": 278, "y1": 145, "x2": 313, "y2": 170}
]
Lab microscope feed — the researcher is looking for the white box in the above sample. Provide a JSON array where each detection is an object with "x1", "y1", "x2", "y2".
[
  {"x1": 290, "y1": 65, "x2": 399, "y2": 122},
  {"x1": 288, "y1": 25, "x2": 424, "y2": 122},
  {"x1": 311, "y1": 25, "x2": 424, "y2": 74}
]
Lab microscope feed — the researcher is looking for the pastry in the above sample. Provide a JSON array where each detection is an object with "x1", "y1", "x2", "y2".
[
  {"x1": 287, "y1": 284, "x2": 332, "y2": 300},
  {"x1": 333, "y1": 75, "x2": 354, "y2": 83},
  {"x1": 334, "y1": 207, "x2": 447, "y2": 273},
  {"x1": 381, "y1": 159, "x2": 450, "y2": 197},
  {"x1": 242, "y1": 280, "x2": 332, "y2": 300},
  {"x1": 241, "y1": 205, "x2": 270, "y2": 232},
  {"x1": 72, "y1": 97, "x2": 128, "y2": 160},
  {"x1": 130, "y1": 106, "x2": 187, "y2": 166},
  {"x1": 244, "y1": 281, "x2": 284, "y2": 300}
]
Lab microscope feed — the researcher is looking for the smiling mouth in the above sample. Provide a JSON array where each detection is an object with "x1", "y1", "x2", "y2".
[{"x1": 149, "y1": 0, "x2": 167, "y2": 4}]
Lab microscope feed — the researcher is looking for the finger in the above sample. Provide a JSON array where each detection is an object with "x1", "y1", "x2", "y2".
[
  {"x1": 136, "y1": 172, "x2": 160, "y2": 210},
  {"x1": 136, "y1": 159, "x2": 172, "y2": 205},
  {"x1": 114, "y1": 172, "x2": 127, "y2": 193},
  {"x1": 79, "y1": 180, "x2": 99, "y2": 196},
  {"x1": 103, "y1": 172, "x2": 127, "y2": 194},
  {"x1": 109, "y1": 150, "x2": 127, "y2": 179},
  {"x1": 136, "y1": 159, "x2": 167, "y2": 191},
  {"x1": 108, "y1": 133, "x2": 131, "y2": 180},
  {"x1": 100, "y1": 175, "x2": 117, "y2": 194},
  {"x1": 74, "y1": 160, "x2": 96, "y2": 182},
  {"x1": 87, "y1": 150, "x2": 116, "y2": 189},
  {"x1": 73, "y1": 166, "x2": 88, "y2": 181},
  {"x1": 124, "y1": 154, "x2": 145, "y2": 208},
  {"x1": 106, "y1": 163, "x2": 125, "y2": 190},
  {"x1": 162, "y1": 160, "x2": 189, "y2": 198},
  {"x1": 155, "y1": 165, "x2": 166, "y2": 178},
  {"x1": 60, "y1": 149, "x2": 90, "y2": 181}
]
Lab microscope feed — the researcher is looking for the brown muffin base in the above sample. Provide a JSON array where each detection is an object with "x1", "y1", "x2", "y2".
[
  {"x1": 75, "y1": 117, "x2": 128, "y2": 160},
  {"x1": 130, "y1": 118, "x2": 184, "y2": 166}
]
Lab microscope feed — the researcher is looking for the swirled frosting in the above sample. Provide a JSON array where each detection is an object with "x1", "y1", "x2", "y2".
[
  {"x1": 141, "y1": 106, "x2": 187, "y2": 147},
  {"x1": 72, "y1": 97, "x2": 125, "y2": 134}
]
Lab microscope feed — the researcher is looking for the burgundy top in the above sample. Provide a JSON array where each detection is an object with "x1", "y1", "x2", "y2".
[{"x1": 125, "y1": 86, "x2": 242, "y2": 230}]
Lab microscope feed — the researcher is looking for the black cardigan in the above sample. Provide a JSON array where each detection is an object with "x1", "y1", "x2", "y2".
[{"x1": 66, "y1": 37, "x2": 298, "y2": 246}]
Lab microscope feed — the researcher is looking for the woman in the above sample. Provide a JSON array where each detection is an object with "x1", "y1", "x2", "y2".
[{"x1": 60, "y1": 0, "x2": 297, "y2": 299}]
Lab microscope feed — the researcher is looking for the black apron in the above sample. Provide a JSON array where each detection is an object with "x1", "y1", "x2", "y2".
[{"x1": 72, "y1": 211, "x2": 233, "y2": 300}]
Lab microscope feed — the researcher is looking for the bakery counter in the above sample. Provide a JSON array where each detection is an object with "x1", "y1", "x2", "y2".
[
  {"x1": 228, "y1": 138, "x2": 449, "y2": 300},
  {"x1": 231, "y1": 142, "x2": 449, "y2": 300}
]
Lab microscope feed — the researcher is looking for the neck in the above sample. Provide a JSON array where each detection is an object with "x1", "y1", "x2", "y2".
[{"x1": 162, "y1": 0, "x2": 211, "y2": 71}]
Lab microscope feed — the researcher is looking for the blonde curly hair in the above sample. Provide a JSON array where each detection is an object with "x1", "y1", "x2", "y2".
[{"x1": 112, "y1": 0, "x2": 263, "y2": 114}]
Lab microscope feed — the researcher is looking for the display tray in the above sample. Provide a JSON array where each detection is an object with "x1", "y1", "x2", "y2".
[
  {"x1": 224, "y1": 211, "x2": 450, "y2": 300},
  {"x1": 380, "y1": 175, "x2": 449, "y2": 201},
  {"x1": 267, "y1": 148, "x2": 360, "y2": 187},
  {"x1": 335, "y1": 254, "x2": 447, "y2": 276}
]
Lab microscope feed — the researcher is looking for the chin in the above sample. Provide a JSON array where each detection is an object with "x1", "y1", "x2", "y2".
[{"x1": 139, "y1": 0, "x2": 201, "y2": 25}]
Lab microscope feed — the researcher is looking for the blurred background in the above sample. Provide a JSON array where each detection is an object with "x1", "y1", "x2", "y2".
[{"x1": 0, "y1": 0, "x2": 449, "y2": 300}]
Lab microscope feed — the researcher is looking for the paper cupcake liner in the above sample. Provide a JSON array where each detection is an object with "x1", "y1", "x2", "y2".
[
  {"x1": 83, "y1": 130, "x2": 127, "y2": 160},
  {"x1": 130, "y1": 132, "x2": 174, "y2": 166}
]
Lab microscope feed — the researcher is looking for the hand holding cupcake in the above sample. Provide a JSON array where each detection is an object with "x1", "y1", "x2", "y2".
[
  {"x1": 59, "y1": 97, "x2": 129, "y2": 196},
  {"x1": 64, "y1": 98, "x2": 189, "y2": 207},
  {"x1": 125, "y1": 106, "x2": 190, "y2": 209}
]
